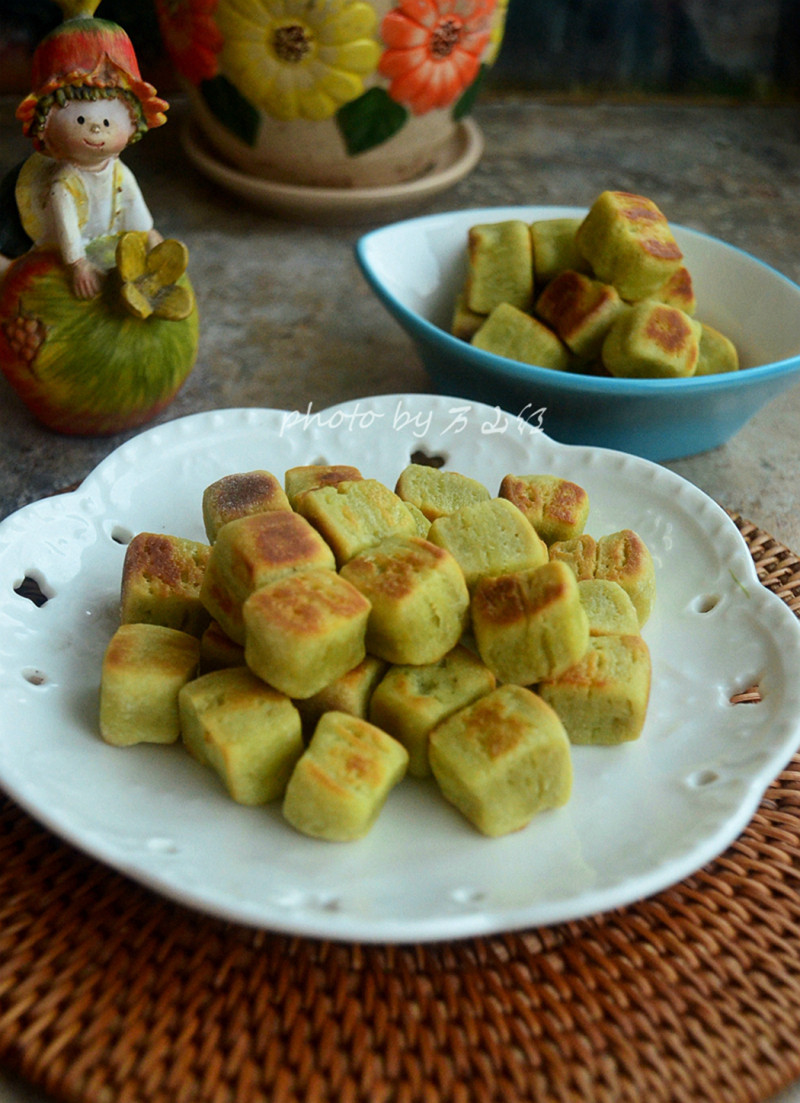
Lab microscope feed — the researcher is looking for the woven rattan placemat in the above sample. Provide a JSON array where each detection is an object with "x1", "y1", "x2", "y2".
[{"x1": 2, "y1": 514, "x2": 800, "y2": 1103}]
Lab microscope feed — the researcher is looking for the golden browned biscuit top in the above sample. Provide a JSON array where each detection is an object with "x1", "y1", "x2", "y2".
[
  {"x1": 308, "y1": 466, "x2": 361, "y2": 489},
  {"x1": 301, "y1": 713, "x2": 402, "y2": 796},
  {"x1": 207, "y1": 471, "x2": 286, "y2": 516},
  {"x1": 285, "y1": 464, "x2": 364, "y2": 506},
  {"x1": 536, "y1": 270, "x2": 610, "y2": 328},
  {"x1": 250, "y1": 571, "x2": 370, "y2": 633},
  {"x1": 499, "y1": 475, "x2": 540, "y2": 513},
  {"x1": 301, "y1": 752, "x2": 382, "y2": 798},
  {"x1": 248, "y1": 510, "x2": 331, "y2": 568},
  {"x1": 641, "y1": 236, "x2": 683, "y2": 261},
  {"x1": 543, "y1": 633, "x2": 649, "y2": 689},
  {"x1": 598, "y1": 529, "x2": 647, "y2": 578},
  {"x1": 473, "y1": 563, "x2": 572, "y2": 626},
  {"x1": 548, "y1": 482, "x2": 587, "y2": 524},
  {"x1": 500, "y1": 476, "x2": 586, "y2": 526},
  {"x1": 455, "y1": 690, "x2": 532, "y2": 759},
  {"x1": 470, "y1": 574, "x2": 525, "y2": 624},
  {"x1": 343, "y1": 538, "x2": 450, "y2": 599},
  {"x1": 658, "y1": 266, "x2": 695, "y2": 311},
  {"x1": 104, "y1": 623, "x2": 198, "y2": 674},
  {"x1": 603, "y1": 192, "x2": 683, "y2": 262},
  {"x1": 643, "y1": 304, "x2": 696, "y2": 354},
  {"x1": 123, "y1": 533, "x2": 208, "y2": 590},
  {"x1": 549, "y1": 534, "x2": 598, "y2": 580}
]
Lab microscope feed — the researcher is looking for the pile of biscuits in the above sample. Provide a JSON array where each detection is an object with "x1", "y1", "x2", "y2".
[
  {"x1": 99, "y1": 462, "x2": 655, "y2": 841},
  {"x1": 452, "y1": 189, "x2": 739, "y2": 379}
]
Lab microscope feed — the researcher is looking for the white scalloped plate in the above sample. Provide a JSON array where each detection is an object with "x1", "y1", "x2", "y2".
[{"x1": 2, "y1": 395, "x2": 800, "y2": 944}]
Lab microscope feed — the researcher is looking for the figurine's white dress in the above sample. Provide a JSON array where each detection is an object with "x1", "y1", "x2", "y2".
[{"x1": 15, "y1": 151, "x2": 154, "y2": 266}]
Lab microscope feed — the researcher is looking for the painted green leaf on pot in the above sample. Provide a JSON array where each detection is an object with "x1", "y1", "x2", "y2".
[
  {"x1": 337, "y1": 88, "x2": 408, "y2": 156},
  {"x1": 453, "y1": 65, "x2": 488, "y2": 121},
  {"x1": 200, "y1": 75, "x2": 260, "y2": 147}
]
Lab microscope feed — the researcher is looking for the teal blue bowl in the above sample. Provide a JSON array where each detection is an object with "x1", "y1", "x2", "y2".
[{"x1": 356, "y1": 206, "x2": 800, "y2": 461}]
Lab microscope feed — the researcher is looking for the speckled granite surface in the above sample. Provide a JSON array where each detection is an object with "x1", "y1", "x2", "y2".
[
  {"x1": 2, "y1": 92, "x2": 800, "y2": 1103},
  {"x1": 1, "y1": 92, "x2": 800, "y2": 552}
]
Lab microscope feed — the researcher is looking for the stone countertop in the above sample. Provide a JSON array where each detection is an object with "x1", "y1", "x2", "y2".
[
  {"x1": 2, "y1": 92, "x2": 800, "y2": 1103},
  {"x1": 1, "y1": 93, "x2": 800, "y2": 551}
]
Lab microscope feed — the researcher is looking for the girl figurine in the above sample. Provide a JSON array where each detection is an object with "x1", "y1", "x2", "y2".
[{"x1": 0, "y1": 0, "x2": 198, "y2": 436}]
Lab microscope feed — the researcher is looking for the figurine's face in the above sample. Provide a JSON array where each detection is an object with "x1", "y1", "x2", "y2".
[{"x1": 42, "y1": 96, "x2": 136, "y2": 169}]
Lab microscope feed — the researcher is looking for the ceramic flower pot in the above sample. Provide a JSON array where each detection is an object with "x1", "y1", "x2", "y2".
[{"x1": 155, "y1": 0, "x2": 509, "y2": 188}]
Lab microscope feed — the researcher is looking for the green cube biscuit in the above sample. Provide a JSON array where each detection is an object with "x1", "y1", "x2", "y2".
[
  {"x1": 577, "y1": 579, "x2": 640, "y2": 637},
  {"x1": 451, "y1": 289, "x2": 487, "y2": 342},
  {"x1": 243, "y1": 568, "x2": 371, "y2": 699},
  {"x1": 575, "y1": 190, "x2": 683, "y2": 301},
  {"x1": 429, "y1": 684, "x2": 572, "y2": 837},
  {"x1": 395, "y1": 462, "x2": 490, "y2": 522},
  {"x1": 427, "y1": 497, "x2": 548, "y2": 593},
  {"x1": 538, "y1": 635, "x2": 651, "y2": 745},
  {"x1": 284, "y1": 464, "x2": 363, "y2": 509},
  {"x1": 199, "y1": 510, "x2": 336, "y2": 645},
  {"x1": 471, "y1": 302, "x2": 571, "y2": 371},
  {"x1": 535, "y1": 270, "x2": 624, "y2": 360},
  {"x1": 202, "y1": 470, "x2": 291, "y2": 543},
  {"x1": 295, "y1": 478, "x2": 417, "y2": 566},
  {"x1": 120, "y1": 531, "x2": 211, "y2": 637},
  {"x1": 471, "y1": 560, "x2": 590, "y2": 686},
  {"x1": 531, "y1": 217, "x2": 591, "y2": 284},
  {"x1": 550, "y1": 529, "x2": 656, "y2": 628},
  {"x1": 178, "y1": 666, "x2": 303, "y2": 804},
  {"x1": 340, "y1": 535, "x2": 470, "y2": 665},
  {"x1": 465, "y1": 220, "x2": 534, "y2": 314},
  {"x1": 695, "y1": 322, "x2": 739, "y2": 376},
  {"x1": 498, "y1": 473, "x2": 590, "y2": 546},
  {"x1": 369, "y1": 644, "x2": 496, "y2": 777},
  {"x1": 595, "y1": 529, "x2": 656, "y2": 628},
  {"x1": 601, "y1": 301, "x2": 701, "y2": 379},
  {"x1": 282, "y1": 711, "x2": 409, "y2": 841},
  {"x1": 100, "y1": 623, "x2": 200, "y2": 747}
]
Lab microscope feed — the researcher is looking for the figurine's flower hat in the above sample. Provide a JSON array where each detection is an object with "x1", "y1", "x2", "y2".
[{"x1": 17, "y1": 0, "x2": 168, "y2": 149}]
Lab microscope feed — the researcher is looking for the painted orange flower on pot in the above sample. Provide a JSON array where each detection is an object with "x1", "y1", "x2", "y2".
[
  {"x1": 154, "y1": 0, "x2": 223, "y2": 85},
  {"x1": 379, "y1": 0, "x2": 496, "y2": 115}
]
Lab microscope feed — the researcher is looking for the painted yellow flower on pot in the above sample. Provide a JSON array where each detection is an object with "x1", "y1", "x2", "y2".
[
  {"x1": 215, "y1": 0, "x2": 382, "y2": 121},
  {"x1": 485, "y1": 0, "x2": 508, "y2": 65}
]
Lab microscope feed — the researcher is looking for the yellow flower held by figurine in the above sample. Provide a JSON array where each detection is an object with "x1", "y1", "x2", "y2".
[
  {"x1": 117, "y1": 233, "x2": 194, "y2": 321},
  {"x1": 215, "y1": 0, "x2": 382, "y2": 121}
]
